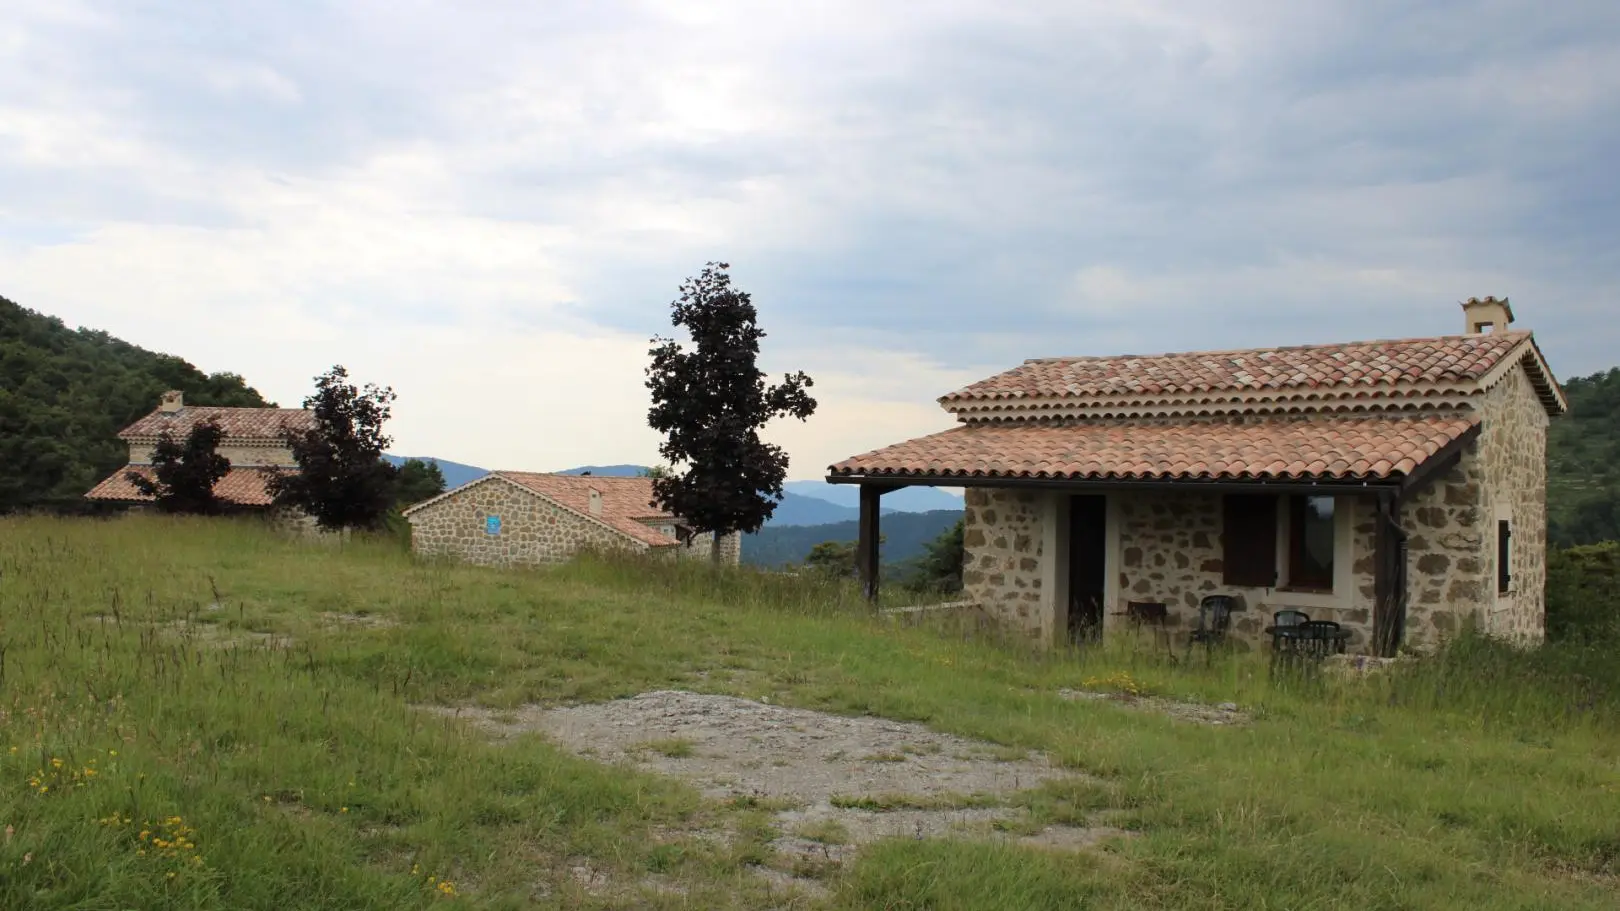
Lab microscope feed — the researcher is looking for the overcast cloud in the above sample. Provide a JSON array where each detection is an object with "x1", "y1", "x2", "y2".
[{"x1": 2, "y1": 1, "x2": 1616, "y2": 478}]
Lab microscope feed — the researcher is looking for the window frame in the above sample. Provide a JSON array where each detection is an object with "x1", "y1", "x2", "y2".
[{"x1": 1284, "y1": 494, "x2": 1336, "y2": 593}]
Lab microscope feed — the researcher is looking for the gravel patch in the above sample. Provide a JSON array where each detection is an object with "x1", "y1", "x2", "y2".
[{"x1": 432, "y1": 690, "x2": 1129, "y2": 893}]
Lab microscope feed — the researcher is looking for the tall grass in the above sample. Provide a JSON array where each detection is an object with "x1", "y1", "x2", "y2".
[{"x1": 1, "y1": 514, "x2": 1616, "y2": 909}]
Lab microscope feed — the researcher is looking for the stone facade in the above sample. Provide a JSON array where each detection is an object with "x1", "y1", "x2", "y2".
[
  {"x1": 1397, "y1": 447, "x2": 1490, "y2": 650},
  {"x1": 406, "y1": 477, "x2": 742, "y2": 569},
  {"x1": 1113, "y1": 491, "x2": 1378, "y2": 651},
  {"x1": 1476, "y1": 364, "x2": 1550, "y2": 642},
  {"x1": 962, "y1": 487, "x2": 1383, "y2": 652},
  {"x1": 409, "y1": 477, "x2": 652, "y2": 566},
  {"x1": 128, "y1": 442, "x2": 297, "y2": 468},
  {"x1": 959, "y1": 366, "x2": 1551, "y2": 655},
  {"x1": 961, "y1": 488, "x2": 1046, "y2": 633}
]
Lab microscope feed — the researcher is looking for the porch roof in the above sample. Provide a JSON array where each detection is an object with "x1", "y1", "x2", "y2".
[
  {"x1": 827, "y1": 413, "x2": 1479, "y2": 487},
  {"x1": 85, "y1": 465, "x2": 285, "y2": 506}
]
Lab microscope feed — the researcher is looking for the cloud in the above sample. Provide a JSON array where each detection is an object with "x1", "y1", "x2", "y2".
[{"x1": 1, "y1": 0, "x2": 1618, "y2": 482}]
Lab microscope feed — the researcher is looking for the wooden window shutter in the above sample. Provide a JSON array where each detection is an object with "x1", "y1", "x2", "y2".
[
  {"x1": 1497, "y1": 519, "x2": 1512, "y2": 594},
  {"x1": 1222, "y1": 495, "x2": 1279, "y2": 588}
]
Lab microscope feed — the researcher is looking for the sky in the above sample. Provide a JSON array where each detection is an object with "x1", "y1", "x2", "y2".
[{"x1": 3, "y1": 1, "x2": 1617, "y2": 480}]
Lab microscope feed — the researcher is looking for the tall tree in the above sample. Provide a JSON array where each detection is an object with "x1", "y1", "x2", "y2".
[
  {"x1": 269, "y1": 365, "x2": 400, "y2": 531},
  {"x1": 124, "y1": 419, "x2": 232, "y2": 515},
  {"x1": 646, "y1": 262, "x2": 818, "y2": 561},
  {"x1": 906, "y1": 517, "x2": 965, "y2": 593}
]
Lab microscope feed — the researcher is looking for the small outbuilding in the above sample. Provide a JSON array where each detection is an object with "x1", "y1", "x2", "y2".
[
  {"x1": 402, "y1": 472, "x2": 742, "y2": 567},
  {"x1": 828, "y1": 297, "x2": 1566, "y2": 656}
]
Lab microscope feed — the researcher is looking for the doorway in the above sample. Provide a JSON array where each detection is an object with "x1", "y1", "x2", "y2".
[{"x1": 1067, "y1": 495, "x2": 1108, "y2": 643}]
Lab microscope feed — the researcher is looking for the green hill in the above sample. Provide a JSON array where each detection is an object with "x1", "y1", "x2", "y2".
[
  {"x1": 1549, "y1": 367, "x2": 1620, "y2": 546},
  {"x1": 0, "y1": 295, "x2": 272, "y2": 512},
  {"x1": 743, "y1": 509, "x2": 964, "y2": 568}
]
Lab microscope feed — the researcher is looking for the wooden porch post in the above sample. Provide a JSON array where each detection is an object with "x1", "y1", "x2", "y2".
[
  {"x1": 857, "y1": 484, "x2": 890, "y2": 604},
  {"x1": 1371, "y1": 492, "x2": 1409, "y2": 658}
]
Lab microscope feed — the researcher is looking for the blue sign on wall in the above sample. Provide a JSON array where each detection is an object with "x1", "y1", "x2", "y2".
[{"x1": 485, "y1": 515, "x2": 502, "y2": 536}]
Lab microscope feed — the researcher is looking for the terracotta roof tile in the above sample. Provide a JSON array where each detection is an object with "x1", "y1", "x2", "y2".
[
  {"x1": 829, "y1": 414, "x2": 1479, "y2": 483},
  {"x1": 495, "y1": 473, "x2": 682, "y2": 547},
  {"x1": 85, "y1": 466, "x2": 284, "y2": 506},
  {"x1": 943, "y1": 331, "x2": 1532, "y2": 404},
  {"x1": 119, "y1": 406, "x2": 314, "y2": 441}
]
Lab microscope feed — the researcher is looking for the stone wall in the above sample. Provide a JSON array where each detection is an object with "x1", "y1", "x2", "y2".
[
  {"x1": 1397, "y1": 445, "x2": 1490, "y2": 651},
  {"x1": 669, "y1": 529, "x2": 743, "y2": 564},
  {"x1": 129, "y1": 442, "x2": 297, "y2": 468},
  {"x1": 961, "y1": 488, "x2": 1046, "y2": 635},
  {"x1": 1113, "y1": 491, "x2": 1378, "y2": 652},
  {"x1": 1475, "y1": 363, "x2": 1550, "y2": 643},
  {"x1": 408, "y1": 477, "x2": 645, "y2": 567}
]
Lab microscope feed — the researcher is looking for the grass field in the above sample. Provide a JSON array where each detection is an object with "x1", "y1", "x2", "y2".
[{"x1": 1, "y1": 515, "x2": 1617, "y2": 909}]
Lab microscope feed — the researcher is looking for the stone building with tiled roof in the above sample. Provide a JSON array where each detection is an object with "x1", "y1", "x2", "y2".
[
  {"x1": 85, "y1": 390, "x2": 313, "y2": 509},
  {"x1": 828, "y1": 297, "x2": 1566, "y2": 656},
  {"x1": 401, "y1": 472, "x2": 741, "y2": 567}
]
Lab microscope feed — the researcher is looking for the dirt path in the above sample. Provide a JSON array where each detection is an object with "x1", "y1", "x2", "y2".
[{"x1": 434, "y1": 690, "x2": 1128, "y2": 900}]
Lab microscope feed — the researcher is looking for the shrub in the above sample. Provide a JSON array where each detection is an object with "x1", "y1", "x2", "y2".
[{"x1": 1546, "y1": 541, "x2": 1620, "y2": 645}]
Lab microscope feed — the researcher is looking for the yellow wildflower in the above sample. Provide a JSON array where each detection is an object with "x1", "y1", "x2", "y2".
[{"x1": 438, "y1": 881, "x2": 457, "y2": 896}]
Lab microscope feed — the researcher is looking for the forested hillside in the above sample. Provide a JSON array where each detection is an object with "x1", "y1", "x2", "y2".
[
  {"x1": 743, "y1": 509, "x2": 964, "y2": 568},
  {"x1": 0, "y1": 295, "x2": 271, "y2": 512},
  {"x1": 1549, "y1": 367, "x2": 1620, "y2": 546}
]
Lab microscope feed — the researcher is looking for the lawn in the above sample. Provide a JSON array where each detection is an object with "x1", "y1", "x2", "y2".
[{"x1": 0, "y1": 515, "x2": 1616, "y2": 909}]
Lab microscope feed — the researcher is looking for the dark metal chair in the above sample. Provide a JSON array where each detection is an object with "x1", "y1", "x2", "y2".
[
  {"x1": 1269, "y1": 609, "x2": 1310, "y2": 671},
  {"x1": 1273, "y1": 609, "x2": 1310, "y2": 628},
  {"x1": 1185, "y1": 595, "x2": 1236, "y2": 664},
  {"x1": 1270, "y1": 609, "x2": 1309, "y2": 648},
  {"x1": 1296, "y1": 620, "x2": 1347, "y2": 661}
]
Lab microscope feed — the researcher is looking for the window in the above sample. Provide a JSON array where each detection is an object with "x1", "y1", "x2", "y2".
[
  {"x1": 1222, "y1": 495, "x2": 1278, "y2": 588},
  {"x1": 1222, "y1": 493, "x2": 1338, "y2": 592},
  {"x1": 1497, "y1": 519, "x2": 1512, "y2": 594},
  {"x1": 1287, "y1": 495, "x2": 1335, "y2": 592}
]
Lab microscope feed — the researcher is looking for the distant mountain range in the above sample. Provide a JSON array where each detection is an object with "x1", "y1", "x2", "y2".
[
  {"x1": 383, "y1": 457, "x2": 964, "y2": 529},
  {"x1": 742, "y1": 510, "x2": 964, "y2": 568}
]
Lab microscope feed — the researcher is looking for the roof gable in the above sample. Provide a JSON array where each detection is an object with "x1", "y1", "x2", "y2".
[
  {"x1": 402, "y1": 472, "x2": 681, "y2": 547},
  {"x1": 943, "y1": 330, "x2": 1564, "y2": 417},
  {"x1": 119, "y1": 406, "x2": 314, "y2": 441}
]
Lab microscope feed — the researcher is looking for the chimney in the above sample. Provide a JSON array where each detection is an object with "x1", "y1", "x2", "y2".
[
  {"x1": 159, "y1": 390, "x2": 184, "y2": 413},
  {"x1": 1461, "y1": 296, "x2": 1515, "y2": 335},
  {"x1": 588, "y1": 487, "x2": 603, "y2": 517}
]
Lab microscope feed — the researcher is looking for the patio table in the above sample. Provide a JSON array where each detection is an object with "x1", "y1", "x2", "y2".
[{"x1": 1267, "y1": 624, "x2": 1351, "y2": 666}]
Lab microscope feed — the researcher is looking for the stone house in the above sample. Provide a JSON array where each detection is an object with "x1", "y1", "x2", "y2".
[
  {"x1": 85, "y1": 390, "x2": 313, "y2": 512},
  {"x1": 401, "y1": 472, "x2": 743, "y2": 568},
  {"x1": 827, "y1": 298, "x2": 1566, "y2": 656}
]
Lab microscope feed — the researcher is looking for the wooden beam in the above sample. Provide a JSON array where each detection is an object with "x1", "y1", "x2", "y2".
[
  {"x1": 1371, "y1": 492, "x2": 1409, "y2": 658},
  {"x1": 857, "y1": 484, "x2": 891, "y2": 604}
]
